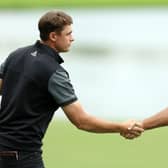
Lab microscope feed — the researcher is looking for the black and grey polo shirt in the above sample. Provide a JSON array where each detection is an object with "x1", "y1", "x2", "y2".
[{"x1": 0, "y1": 40, "x2": 77, "y2": 151}]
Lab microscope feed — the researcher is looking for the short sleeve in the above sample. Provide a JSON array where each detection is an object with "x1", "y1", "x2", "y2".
[{"x1": 48, "y1": 69, "x2": 78, "y2": 106}]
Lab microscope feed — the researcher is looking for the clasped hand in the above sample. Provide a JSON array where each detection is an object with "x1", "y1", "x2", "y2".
[{"x1": 120, "y1": 120, "x2": 144, "y2": 140}]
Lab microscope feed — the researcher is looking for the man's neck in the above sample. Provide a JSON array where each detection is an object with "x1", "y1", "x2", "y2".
[{"x1": 40, "y1": 40, "x2": 58, "y2": 52}]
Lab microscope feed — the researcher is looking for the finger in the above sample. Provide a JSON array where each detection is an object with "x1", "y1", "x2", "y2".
[
  {"x1": 132, "y1": 126, "x2": 144, "y2": 133},
  {"x1": 120, "y1": 132, "x2": 131, "y2": 139},
  {"x1": 129, "y1": 130, "x2": 141, "y2": 137},
  {"x1": 121, "y1": 132, "x2": 134, "y2": 139},
  {"x1": 128, "y1": 121, "x2": 144, "y2": 131},
  {"x1": 124, "y1": 133, "x2": 135, "y2": 139},
  {"x1": 134, "y1": 122, "x2": 143, "y2": 128},
  {"x1": 127, "y1": 122, "x2": 136, "y2": 130}
]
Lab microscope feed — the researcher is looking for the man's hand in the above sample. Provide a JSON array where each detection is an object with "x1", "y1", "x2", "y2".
[{"x1": 120, "y1": 120, "x2": 144, "y2": 140}]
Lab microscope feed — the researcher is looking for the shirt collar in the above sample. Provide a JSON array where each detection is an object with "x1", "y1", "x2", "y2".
[{"x1": 35, "y1": 40, "x2": 64, "y2": 64}]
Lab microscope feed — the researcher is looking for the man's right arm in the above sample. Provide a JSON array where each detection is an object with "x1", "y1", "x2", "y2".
[
  {"x1": 48, "y1": 69, "x2": 144, "y2": 138},
  {"x1": 62, "y1": 101, "x2": 144, "y2": 137}
]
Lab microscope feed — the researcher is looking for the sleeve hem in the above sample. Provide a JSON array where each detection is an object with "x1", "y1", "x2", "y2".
[{"x1": 60, "y1": 97, "x2": 78, "y2": 107}]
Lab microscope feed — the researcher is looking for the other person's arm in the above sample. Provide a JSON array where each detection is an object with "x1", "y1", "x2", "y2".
[{"x1": 142, "y1": 107, "x2": 168, "y2": 130}]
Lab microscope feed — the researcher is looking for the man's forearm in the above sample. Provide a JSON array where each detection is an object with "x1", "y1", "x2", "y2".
[
  {"x1": 143, "y1": 108, "x2": 168, "y2": 130},
  {"x1": 75, "y1": 115, "x2": 122, "y2": 133},
  {"x1": 63, "y1": 101, "x2": 144, "y2": 138}
]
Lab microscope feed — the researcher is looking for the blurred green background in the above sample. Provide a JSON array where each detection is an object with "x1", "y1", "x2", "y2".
[
  {"x1": 43, "y1": 119, "x2": 167, "y2": 168},
  {"x1": 0, "y1": 0, "x2": 168, "y2": 8},
  {"x1": 0, "y1": 0, "x2": 168, "y2": 168}
]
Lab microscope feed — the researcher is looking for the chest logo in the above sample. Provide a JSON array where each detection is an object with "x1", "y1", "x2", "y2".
[{"x1": 30, "y1": 51, "x2": 38, "y2": 57}]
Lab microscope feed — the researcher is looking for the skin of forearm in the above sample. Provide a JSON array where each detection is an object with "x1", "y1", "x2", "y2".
[
  {"x1": 76, "y1": 115, "x2": 122, "y2": 133},
  {"x1": 143, "y1": 108, "x2": 168, "y2": 130},
  {"x1": 63, "y1": 101, "x2": 124, "y2": 133},
  {"x1": 63, "y1": 101, "x2": 143, "y2": 135}
]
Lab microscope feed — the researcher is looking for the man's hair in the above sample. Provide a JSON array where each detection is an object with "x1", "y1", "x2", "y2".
[{"x1": 38, "y1": 10, "x2": 73, "y2": 41}]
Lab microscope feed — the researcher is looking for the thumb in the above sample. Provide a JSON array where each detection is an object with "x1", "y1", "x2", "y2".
[{"x1": 127, "y1": 122, "x2": 136, "y2": 130}]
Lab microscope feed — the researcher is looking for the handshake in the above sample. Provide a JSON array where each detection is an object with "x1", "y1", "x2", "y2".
[{"x1": 119, "y1": 120, "x2": 145, "y2": 140}]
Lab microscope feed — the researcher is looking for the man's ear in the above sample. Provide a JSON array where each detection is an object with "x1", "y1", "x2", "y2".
[{"x1": 49, "y1": 32, "x2": 57, "y2": 42}]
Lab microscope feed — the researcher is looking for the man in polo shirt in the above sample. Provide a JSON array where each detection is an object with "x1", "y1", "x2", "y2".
[{"x1": 0, "y1": 10, "x2": 144, "y2": 168}]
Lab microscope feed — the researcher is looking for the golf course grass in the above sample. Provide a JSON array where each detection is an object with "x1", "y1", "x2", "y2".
[{"x1": 43, "y1": 119, "x2": 167, "y2": 168}]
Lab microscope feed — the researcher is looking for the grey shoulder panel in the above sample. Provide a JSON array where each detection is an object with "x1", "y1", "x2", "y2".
[{"x1": 48, "y1": 69, "x2": 77, "y2": 106}]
